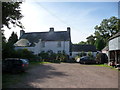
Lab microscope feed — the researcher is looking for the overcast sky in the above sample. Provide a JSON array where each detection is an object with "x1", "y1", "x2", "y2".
[{"x1": 4, "y1": 0, "x2": 118, "y2": 43}]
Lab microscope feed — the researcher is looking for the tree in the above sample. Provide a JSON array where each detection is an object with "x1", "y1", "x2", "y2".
[
  {"x1": 2, "y1": 2, "x2": 24, "y2": 29},
  {"x1": 2, "y1": 31, "x2": 18, "y2": 59},
  {"x1": 94, "y1": 16, "x2": 119, "y2": 42},
  {"x1": 1, "y1": 29, "x2": 6, "y2": 49},
  {"x1": 86, "y1": 16, "x2": 120, "y2": 51},
  {"x1": 94, "y1": 38, "x2": 105, "y2": 51},
  {"x1": 86, "y1": 35, "x2": 95, "y2": 45},
  {"x1": 8, "y1": 31, "x2": 18, "y2": 46},
  {"x1": 2, "y1": 2, "x2": 24, "y2": 59},
  {"x1": 15, "y1": 49, "x2": 36, "y2": 59},
  {"x1": 78, "y1": 41, "x2": 87, "y2": 45}
]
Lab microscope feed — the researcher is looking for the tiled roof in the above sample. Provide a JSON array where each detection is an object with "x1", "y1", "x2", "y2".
[
  {"x1": 20, "y1": 31, "x2": 70, "y2": 42},
  {"x1": 102, "y1": 46, "x2": 109, "y2": 51},
  {"x1": 15, "y1": 30, "x2": 71, "y2": 47},
  {"x1": 14, "y1": 39, "x2": 30, "y2": 47},
  {"x1": 72, "y1": 44, "x2": 97, "y2": 52}
]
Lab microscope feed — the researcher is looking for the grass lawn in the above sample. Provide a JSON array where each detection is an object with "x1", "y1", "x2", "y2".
[
  {"x1": 91, "y1": 64, "x2": 120, "y2": 71},
  {"x1": 93, "y1": 64, "x2": 112, "y2": 67},
  {"x1": 30, "y1": 61, "x2": 51, "y2": 65}
]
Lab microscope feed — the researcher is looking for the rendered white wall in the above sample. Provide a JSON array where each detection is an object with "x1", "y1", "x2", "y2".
[
  {"x1": 15, "y1": 41, "x2": 70, "y2": 55},
  {"x1": 40, "y1": 41, "x2": 70, "y2": 55}
]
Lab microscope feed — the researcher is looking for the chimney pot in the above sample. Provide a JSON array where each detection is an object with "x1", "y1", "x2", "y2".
[
  {"x1": 67, "y1": 27, "x2": 70, "y2": 32},
  {"x1": 49, "y1": 27, "x2": 54, "y2": 32},
  {"x1": 20, "y1": 30, "x2": 25, "y2": 37}
]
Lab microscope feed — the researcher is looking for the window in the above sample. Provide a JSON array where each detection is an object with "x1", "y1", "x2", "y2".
[
  {"x1": 58, "y1": 50, "x2": 61, "y2": 53},
  {"x1": 42, "y1": 42, "x2": 45, "y2": 47},
  {"x1": 57, "y1": 41, "x2": 61, "y2": 47}
]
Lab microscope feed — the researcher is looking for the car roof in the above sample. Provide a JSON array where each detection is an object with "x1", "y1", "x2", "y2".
[
  {"x1": 5, "y1": 58, "x2": 20, "y2": 60},
  {"x1": 81, "y1": 56, "x2": 90, "y2": 58}
]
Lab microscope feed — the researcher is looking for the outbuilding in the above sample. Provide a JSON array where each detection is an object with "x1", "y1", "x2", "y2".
[
  {"x1": 72, "y1": 44, "x2": 97, "y2": 58},
  {"x1": 108, "y1": 32, "x2": 120, "y2": 64}
]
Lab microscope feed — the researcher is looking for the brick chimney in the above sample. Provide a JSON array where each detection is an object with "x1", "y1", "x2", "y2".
[
  {"x1": 67, "y1": 27, "x2": 70, "y2": 33},
  {"x1": 20, "y1": 30, "x2": 25, "y2": 37},
  {"x1": 49, "y1": 27, "x2": 54, "y2": 32}
]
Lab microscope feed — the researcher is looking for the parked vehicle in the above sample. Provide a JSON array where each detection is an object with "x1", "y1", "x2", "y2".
[
  {"x1": 115, "y1": 64, "x2": 120, "y2": 70},
  {"x1": 2, "y1": 58, "x2": 29, "y2": 73},
  {"x1": 96, "y1": 53, "x2": 108, "y2": 64},
  {"x1": 79, "y1": 56, "x2": 96, "y2": 64},
  {"x1": 20, "y1": 59, "x2": 29, "y2": 64}
]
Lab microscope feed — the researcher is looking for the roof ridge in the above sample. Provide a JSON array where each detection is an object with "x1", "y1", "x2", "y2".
[{"x1": 24, "y1": 31, "x2": 67, "y2": 34}]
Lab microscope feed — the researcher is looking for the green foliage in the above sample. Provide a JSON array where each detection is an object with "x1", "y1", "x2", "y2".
[
  {"x1": 75, "y1": 55, "x2": 80, "y2": 60},
  {"x1": 94, "y1": 38, "x2": 105, "y2": 51},
  {"x1": 38, "y1": 50, "x2": 68, "y2": 63},
  {"x1": 1, "y1": 30, "x2": 6, "y2": 43},
  {"x1": 95, "y1": 16, "x2": 119, "y2": 38},
  {"x1": 2, "y1": 2, "x2": 24, "y2": 29},
  {"x1": 14, "y1": 49, "x2": 37, "y2": 59},
  {"x1": 38, "y1": 51, "x2": 49, "y2": 61},
  {"x1": 87, "y1": 51, "x2": 93, "y2": 57},
  {"x1": 2, "y1": 31, "x2": 19, "y2": 59},
  {"x1": 86, "y1": 35, "x2": 95, "y2": 45},
  {"x1": 85, "y1": 16, "x2": 119, "y2": 51},
  {"x1": 8, "y1": 32, "x2": 18, "y2": 46},
  {"x1": 81, "y1": 51, "x2": 87, "y2": 56},
  {"x1": 75, "y1": 51, "x2": 87, "y2": 60},
  {"x1": 2, "y1": 32, "x2": 36, "y2": 60},
  {"x1": 2, "y1": 47, "x2": 37, "y2": 60},
  {"x1": 78, "y1": 41, "x2": 87, "y2": 45}
]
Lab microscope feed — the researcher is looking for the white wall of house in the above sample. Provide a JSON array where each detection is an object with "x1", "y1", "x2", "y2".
[
  {"x1": 15, "y1": 47, "x2": 34, "y2": 52},
  {"x1": 72, "y1": 52, "x2": 97, "y2": 58},
  {"x1": 102, "y1": 50, "x2": 109, "y2": 57},
  {"x1": 39, "y1": 41, "x2": 70, "y2": 55},
  {"x1": 109, "y1": 37, "x2": 120, "y2": 51},
  {"x1": 15, "y1": 40, "x2": 70, "y2": 55}
]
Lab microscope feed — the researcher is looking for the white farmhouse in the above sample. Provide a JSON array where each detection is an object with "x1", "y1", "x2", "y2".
[{"x1": 14, "y1": 27, "x2": 72, "y2": 56}]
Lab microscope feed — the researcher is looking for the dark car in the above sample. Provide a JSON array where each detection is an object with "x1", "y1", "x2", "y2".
[
  {"x1": 79, "y1": 56, "x2": 96, "y2": 64},
  {"x1": 95, "y1": 53, "x2": 108, "y2": 64},
  {"x1": 2, "y1": 58, "x2": 29, "y2": 73},
  {"x1": 20, "y1": 59, "x2": 29, "y2": 64}
]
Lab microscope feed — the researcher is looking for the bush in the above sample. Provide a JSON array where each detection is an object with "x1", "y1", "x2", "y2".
[
  {"x1": 87, "y1": 51, "x2": 93, "y2": 57},
  {"x1": 16, "y1": 49, "x2": 37, "y2": 59},
  {"x1": 38, "y1": 50, "x2": 68, "y2": 63},
  {"x1": 38, "y1": 51, "x2": 49, "y2": 61}
]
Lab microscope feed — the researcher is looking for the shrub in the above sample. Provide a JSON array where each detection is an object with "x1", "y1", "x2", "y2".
[
  {"x1": 38, "y1": 50, "x2": 68, "y2": 63},
  {"x1": 38, "y1": 51, "x2": 49, "y2": 61}
]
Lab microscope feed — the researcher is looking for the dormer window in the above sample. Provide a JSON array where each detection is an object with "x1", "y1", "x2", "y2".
[{"x1": 57, "y1": 41, "x2": 61, "y2": 47}]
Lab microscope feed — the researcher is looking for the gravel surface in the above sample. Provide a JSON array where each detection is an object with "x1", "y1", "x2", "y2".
[{"x1": 9, "y1": 63, "x2": 118, "y2": 88}]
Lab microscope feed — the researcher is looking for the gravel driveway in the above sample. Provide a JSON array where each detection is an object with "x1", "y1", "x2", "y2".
[{"x1": 9, "y1": 63, "x2": 118, "y2": 88}]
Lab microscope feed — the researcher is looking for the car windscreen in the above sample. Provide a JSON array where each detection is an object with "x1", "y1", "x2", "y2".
[{"x1": 21, "y1": 59, "x2": 28, "y2": 64}]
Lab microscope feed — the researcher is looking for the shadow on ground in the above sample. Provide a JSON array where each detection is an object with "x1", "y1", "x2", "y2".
[{"x1": 3, "y1": 64, "x2": 69, "y2": 88}]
